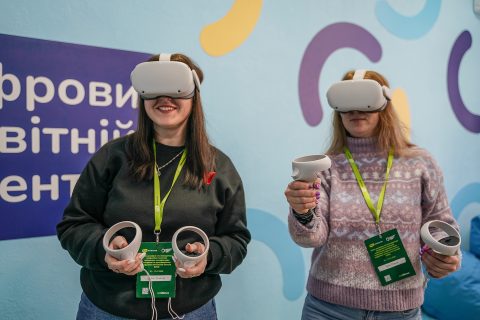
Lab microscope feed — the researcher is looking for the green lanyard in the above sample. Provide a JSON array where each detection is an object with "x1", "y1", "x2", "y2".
[
  {"x1": 153, "y1": 140, "x2": 187, "y2": 242},
  {"x1": 344, "y1": 146, "x2": 394, "y2": 234}
]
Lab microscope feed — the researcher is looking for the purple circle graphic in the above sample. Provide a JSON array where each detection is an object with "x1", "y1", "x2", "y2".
[
  {"x1": 298, "y1": 23, "x2": 382, "y2": 126},
  {"x1": 447, "y1": 31, "x2": 480, "y2": 133}
]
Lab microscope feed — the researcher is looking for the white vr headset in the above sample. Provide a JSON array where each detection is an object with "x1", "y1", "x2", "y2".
[
  {"x1": 326, "y1": 69, "x2": 392, "y2": 112},
  {"x1": 130, "y1": 53, "x2": 201, "y2": 100}
]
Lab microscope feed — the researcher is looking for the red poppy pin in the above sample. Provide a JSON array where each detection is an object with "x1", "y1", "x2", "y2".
[{"x1": 203, "y1": 171, "x2": 216, "y2": 185}]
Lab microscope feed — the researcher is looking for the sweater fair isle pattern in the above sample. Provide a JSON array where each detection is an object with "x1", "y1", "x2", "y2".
[{"x1": 288, "y1": 137, "x2": 458, "y2": 312}]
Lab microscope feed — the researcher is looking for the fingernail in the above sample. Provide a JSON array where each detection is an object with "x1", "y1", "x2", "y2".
[
  {"x1": 177, "y1": 267, "x2": 186, "y2": 273},
  {"x1": 315, "y1": 192, "x2": 320, "y2": 199},
  {"x1": 314, "y1": 183, "x2": 320, "y2": 189},
  {"x1": 422, "y1": 245, "x2": 432, "y2": 254},
  {"x1": 139, "y1": 252, "x2": 146, "y2": 259}
]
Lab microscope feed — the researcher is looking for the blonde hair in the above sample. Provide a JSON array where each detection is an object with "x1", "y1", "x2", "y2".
[{"x1": 326, "y1": 70, "x2": 414, "y2": 156}]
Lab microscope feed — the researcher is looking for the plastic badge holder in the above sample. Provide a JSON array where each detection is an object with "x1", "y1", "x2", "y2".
[
  {"x1": 291, "y1": 155, "x2": 332, "y2": 182},
  {"x1": 172, "y1": 226, "x2": 210, "y2": 268},
  {"x1": 421, "y1": 220, "x2": 461, "y2": 256},
  {"x1": 103, "y1": 221, "x2": 142, "y2": 261}
]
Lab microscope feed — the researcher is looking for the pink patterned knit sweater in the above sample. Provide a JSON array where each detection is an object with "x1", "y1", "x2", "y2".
[{"x1": 288, "y1": 137, "x2": 458, "y2": 311}]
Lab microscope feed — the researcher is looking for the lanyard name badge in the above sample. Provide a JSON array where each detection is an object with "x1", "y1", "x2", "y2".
[
  {"x1": 344, "y1": 147, "x2": 416, "y2": 286},
  {"x1": 136, "y1": 141, "x2": 187, "y2": 298}
]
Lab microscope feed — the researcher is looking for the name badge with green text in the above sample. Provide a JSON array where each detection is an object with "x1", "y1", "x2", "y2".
[
  {"x1": 136, "y1": 242, "x2": 176, "y2": 298},
  {"x1": 364, "y1": 228, "x2": 416, "y2": 286}
]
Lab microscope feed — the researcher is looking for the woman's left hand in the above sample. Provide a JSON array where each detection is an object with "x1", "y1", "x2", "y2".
[
  {"x1": 421, "y1": 250, "x2": 460, "y2": 278},
  {"x1": 104, "y1": 235, "x2": 145, "y2": 275},
  {"x1": 175, "y1": 242, "x2": 207, "y2": 279}
]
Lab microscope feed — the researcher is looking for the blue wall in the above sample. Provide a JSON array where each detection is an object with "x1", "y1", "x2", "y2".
[{"x1": 1, "y1": 1, "x2": 479, "y2": 319}]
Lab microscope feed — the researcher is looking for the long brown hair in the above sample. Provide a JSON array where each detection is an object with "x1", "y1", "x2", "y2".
[
  {"x1": 127, "y1": 53, "x2": 216, "y2": 188},
  {"x1": 326, "y1": 70, "x2": 414, "y2": 156}
]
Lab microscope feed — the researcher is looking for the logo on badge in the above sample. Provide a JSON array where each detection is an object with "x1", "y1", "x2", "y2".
[{"x1": 386, "y1": 235, "x2": 395, "y2": 241}]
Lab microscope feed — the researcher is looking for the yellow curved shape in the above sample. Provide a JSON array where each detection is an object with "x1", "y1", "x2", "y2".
[
  {"x1": 391, "y1": 88, "x2": 411, "y2": 141},
  {"x1": 200, "y1": 0, "x2": 263, "y2": 56}
]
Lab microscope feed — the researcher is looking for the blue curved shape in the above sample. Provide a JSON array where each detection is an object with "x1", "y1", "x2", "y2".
[
  {"x1": 375, "y1": 0, "x2": 441, "y2": 39},
  {"x1": 450, "y1": 183, "x2": 480, "y2": 219},
  {"x1": 247, "y1": 208, "x2": 305, "y2": 300}
]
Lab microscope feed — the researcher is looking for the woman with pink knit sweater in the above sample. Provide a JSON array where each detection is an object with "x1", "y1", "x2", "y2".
[{"x1": 285, "y1": 70, "x2": 460, "y2": 320}]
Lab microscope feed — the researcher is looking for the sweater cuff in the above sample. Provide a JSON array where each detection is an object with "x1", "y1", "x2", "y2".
[
  {"x1": 205, "y1": 240, "x2": 223, "y2": 273},
  {"x1": 96, "y1": 238, "x2": 109, "y2": 270}
]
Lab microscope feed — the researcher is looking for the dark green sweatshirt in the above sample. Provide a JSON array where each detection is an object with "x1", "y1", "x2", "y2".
[{"x1": 57, "y1": 135, "x2": 250, "y2": 319}]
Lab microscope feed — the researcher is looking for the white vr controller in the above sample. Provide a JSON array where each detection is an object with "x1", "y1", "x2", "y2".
[
  {"x1": 172, "y1": 226, "x2": 210, "y2": 268},
  {"x1": 420, "y1": 220, "x2": 461, "y2": 256},
  {"x1": 103, "y1": 222, "x2": 209, "y2": 269},
  {"x1": 102, "y1": 221, "x2": 143, "y2": 261},
  {"x1": 291, "y1": 154, "x2": 332, "y2": 182}
]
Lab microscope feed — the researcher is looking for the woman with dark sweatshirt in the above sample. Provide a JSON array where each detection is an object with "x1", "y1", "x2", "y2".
[{"x1": 57, "y1": 53, "x2": 250, "y2": 320}]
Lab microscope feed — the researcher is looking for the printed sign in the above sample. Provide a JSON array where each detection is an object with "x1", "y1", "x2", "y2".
[{"x1": 0, "y1": 34, "x2": 150, "y2": 240}]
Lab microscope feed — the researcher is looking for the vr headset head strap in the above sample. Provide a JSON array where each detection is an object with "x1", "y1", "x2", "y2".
[
  {"x1": 352, "y1": 69, "x2": 367, "y2": 80},
  {"x1": 159, "y1": 53, "x2": 200, "y2": 91},
  {"x1": 159, "y1": 53, "x2": 172, "y2": 61},
  {"x1": 192, "y1": 70, "x2": 200, "y2": 91},
  {"x1": 354, "y1": 69, "x2": 391, "y2": 102}
]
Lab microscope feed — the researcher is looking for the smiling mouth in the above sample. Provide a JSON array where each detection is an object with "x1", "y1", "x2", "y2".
[{"x1": 155, "y1": 105, "x2": 176, "y2": 111}]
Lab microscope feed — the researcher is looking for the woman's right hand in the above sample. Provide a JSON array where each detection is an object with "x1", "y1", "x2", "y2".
[
  {"x1": 284, "y1": 179, "x2": 320, "y2": 214},
  {"x1": 104, "y1": 235, "x2": 145, "y2": 275},
  {"x1": 174, "y1": 242, "x2": 207, "y2": 279}
]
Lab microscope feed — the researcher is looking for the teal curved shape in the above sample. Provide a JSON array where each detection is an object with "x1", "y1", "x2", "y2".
[
  {"x1": 450, "y1": 183, "x2": 480, "y2": 219},
  {"x1": 375, "y1": 0, "x2": 441, "y2": 39},
  {"x1": 247, "y1": 208, "x2": 305, "y2": 301}
]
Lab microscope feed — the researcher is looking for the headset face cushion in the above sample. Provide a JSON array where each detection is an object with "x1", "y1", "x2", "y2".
[
  {"x1": 130, "y1": 61, "x2": 196, "y2": 99},
  {"x1": 326, "y1": 79, "x2": 388, "y2": 112}
]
